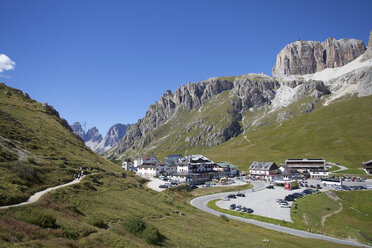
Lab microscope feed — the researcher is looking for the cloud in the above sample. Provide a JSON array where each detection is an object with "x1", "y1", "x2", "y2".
[{"x1": 0, "y1": 54, "x2": 15, "y2": 73}]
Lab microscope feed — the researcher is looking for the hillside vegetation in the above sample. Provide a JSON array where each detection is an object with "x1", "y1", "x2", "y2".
[
  {"x1": 0, "y1": 82, "x2": 356, "y2": 247},
  {"x1": 0, "y1": 172, "x2": 355, "y2": 248},
  {"x1": 0, "y1": 83, "x2": 119, "y2": 205},
  {"x1": 291, "y1": 191, "x2": 372, "y2": 245},
  {"x1": 204, "y1": 95, "x2": 372, "y2": 173}
]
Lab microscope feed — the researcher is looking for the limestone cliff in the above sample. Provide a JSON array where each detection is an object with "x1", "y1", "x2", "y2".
[{"x1": 272, "y1": 38, "x2": 366, "y2": 77}]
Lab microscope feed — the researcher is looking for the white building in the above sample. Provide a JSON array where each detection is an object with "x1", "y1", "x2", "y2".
[
  {"x1": 137, "y1": 163, "x2": 175, "y2": 178},
  {"x1": 122, "y1": 160, "x2": 133, "y2": 170},
  {"x1": 285, "y1": 159, "x2": 326, "y2": 172},
  {"x1": 249, "y1": 161, "x2": 280, "y2": 181},
  {"x1": 309, "y1": 169, "x2": 329, "y2": 179},
  {"x1": 133, "y1": 155, "x2": 159, "y2": 167}
]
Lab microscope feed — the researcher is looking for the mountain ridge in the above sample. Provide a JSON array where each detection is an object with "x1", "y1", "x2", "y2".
[
  {"x1": 71, "y1": 122, "x2": 130, "y2": 154},
  {"x1": 107, "y1": 33, "x2": 372, "y2": 165}
]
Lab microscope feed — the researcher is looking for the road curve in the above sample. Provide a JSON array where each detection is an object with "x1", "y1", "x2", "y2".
[
  {"x1": 190, "y1": 181, "x2": 370, "y2": 248},
  {"x1": 0, "y1": 177, "x2": 83, "y2": 209}
]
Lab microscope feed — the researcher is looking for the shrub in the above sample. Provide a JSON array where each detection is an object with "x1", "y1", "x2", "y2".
[
  {"x1": 142, "y1": 224, "x2": 163, "y2": 245},
  {"x1": 86, "y1": 215, "x2": 106, "y2": 229},
  {"x1": 20, "y1": 209, "x2": 57, "y2": 228},
  {"x1": 220, "y1": 214, "x2": 229, "y2": 222},
  {"x1": 122, "y1": 217, "x2": 164, "y2": 245},
  {"x1": 122, "y1": 217, "x2": 146, "y2": 236},
  {"x1": 168, "y1": 184, "x2": 192, "y2": 192}
]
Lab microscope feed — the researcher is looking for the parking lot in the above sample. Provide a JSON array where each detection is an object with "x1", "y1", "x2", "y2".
[
  {"x1": 216, "y1": 178, "x2": 372, "y2": 222},
  {"x1": 216, "y1": 186, "x2": 302, "y2": 222}
]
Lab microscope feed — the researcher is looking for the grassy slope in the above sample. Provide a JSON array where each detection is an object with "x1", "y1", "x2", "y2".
[
  {"x1": 0, "y1": 172, "x2": 354, "y2": 248},
  {"x1": 0, "y1": 83, "x2": 355, "y2": 247},
  {"x1": 0, "y1": 83, "x2": 120, "y2": 205},
  {"x1": 204, "y1": 95, "x2": 372, "y2": 173},
  {"x1": 292, "y1": 191, "x2": 372, "y2": 245}
]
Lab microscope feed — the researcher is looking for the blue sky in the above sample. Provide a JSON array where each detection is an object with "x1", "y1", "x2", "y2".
[{"x1": 1, "y1": 0, "x2": 371, "y2": 135}]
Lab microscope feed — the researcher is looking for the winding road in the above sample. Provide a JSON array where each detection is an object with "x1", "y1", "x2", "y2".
[
  {"x1": 190, "y1": 180, "x2": 370, "y2": 248},
  {"x1": 0, "y1": 177, "x2": 83, "y2": 210}
]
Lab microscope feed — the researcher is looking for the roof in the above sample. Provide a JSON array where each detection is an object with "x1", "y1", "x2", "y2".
[
  {"x1": 249, "y1": 161, "x2": 278, "y2": 171},
  {"x1": 142, "y1": 155, "x2": 158, "y2": 160},
  {"x1": 165, "y1": 154, "x2": 183, "y2": 158},
  {"x1": 362, "y1": 160, "x2": 372, "y2": 165},
  {"x1": 216, "y1": 162, "x2": 237, "y2": 169},
  {"x1": 179, "y1": 155, "x2": 212, "y2": 163},
  {"x1": 286, "y1": 159, "x2": 325, "y2": 162}
]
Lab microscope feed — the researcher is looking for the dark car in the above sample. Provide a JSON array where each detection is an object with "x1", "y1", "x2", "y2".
[
  {"x1": 190, "y1": 185, "x2": 198, "y2": 189},
  {"x1": 284, "y1": 195, "x2": 295, "y2": 201},
  {"x1": 236, "y1": 193, "x2": 246, "y2": 197},
  {"x1": 291, "y1": 193, "x2": 302, "y2": 198},
  {"x1": 246, "y1": 208, "x2": 254, "y2": 213},
  {"x1": 341, "y1": 185, "x2": 351, "y2": 190},
  {"x1": 159, "y1": 184, "x2": 168, "y2": 188},
  {"x1": 266, "y1": 185, "x2": 274, "y2": 189},
  {"x1": 227, "y1": 194, "x2": 236, "y2": 199},
  {"x1": 229, "y1": 204, "x2": 236, "y2": 210}
]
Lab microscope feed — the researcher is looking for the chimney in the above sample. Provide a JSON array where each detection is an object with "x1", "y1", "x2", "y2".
[{"x1": 369, "y1": 30, "x2": 372, "y2": 48}]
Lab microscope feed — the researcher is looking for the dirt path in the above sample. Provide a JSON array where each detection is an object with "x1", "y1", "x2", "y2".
[
  {"x1": 321, "y1": 192, "x2": 343, "y2": 227},
  {"x1": 0, "y1": 177, "x2": 84, "y2": 209}
]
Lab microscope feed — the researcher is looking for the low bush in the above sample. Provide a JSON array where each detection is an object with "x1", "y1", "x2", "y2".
[
  {"x1": 142, "y1": 224, "x2": 163, "y2": 245},
  {"x1": 19, "y1": 209, "x2": 57, "y2": 228},
  {"x1": 122, "y1": 217, "x2": 164, "y2": 245},
  {"x1": 85, "y1": 215, "x2": 106, "y2": 229},
  {"x1": 167, "y1": 184, "x2": 192, "y2": 192},
  {"x1": 122, "y1": 216, "x2": 146, "y2": 236},
  {"x1": 220, "y1": 214, "x2": 229, "y2": 222}
]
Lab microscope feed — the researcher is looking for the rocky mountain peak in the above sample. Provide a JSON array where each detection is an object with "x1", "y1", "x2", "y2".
[
  {"x1": 272, "y1": 37, "x2": 366, "y2": 77},
  {"x1": 71, "y1": 122, "x2": 85, "y2": 139},
  {"x1": 85, "y1": 127, "x2": 103, "y2": 143}
]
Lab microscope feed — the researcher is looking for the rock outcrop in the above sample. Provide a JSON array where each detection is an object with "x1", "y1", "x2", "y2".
[
  {"x1": 71, "y1": 122, "x2": 85, "y2": 139},
  {"x1": 114, "y1": 74, "x2": 280, "y2": 155},
  {"x1": 272, "y1": 38, "x2": 366, "y2": 77}
]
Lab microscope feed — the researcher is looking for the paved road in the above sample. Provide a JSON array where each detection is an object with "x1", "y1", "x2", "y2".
[
  {"x1": 0, "y1": 177, "x2": 83, "y2": 209},
  {"x1": 190, "y1": 180, "x2": 371, "y2": 248}
]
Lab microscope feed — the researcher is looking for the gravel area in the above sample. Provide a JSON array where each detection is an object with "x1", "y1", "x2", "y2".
[
  {"x1": 216, "y1": 186, "x2": 303, "y2": 222},
  {"x1": 146, "y1": 177, "x2": 167, "y2": 192}
]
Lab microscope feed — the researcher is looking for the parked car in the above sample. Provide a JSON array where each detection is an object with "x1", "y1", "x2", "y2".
[
  {"x1": 284, "y1": 195, "x2": 295, "y2": 201},
  {"x1": 229, "y1": 204, "x2": 236, "y2": 210},
  {"x1": 246, "y1": 208, "x2": 254, "y2": 213},
  {"x1": 279, "y1": 202, "x2": 289, "y2": 206},
  {"x1": 159, "y1": 184, "x2": 168, "y2": 188},
  {"x1": 240, "y1": 207, "x2": 247, "y2": 212},
  {"x1": 266, "y1": 185, "x2": 274, "y2": 189},
  {"x1": 281, "y1": 204, "x2": 291, "y2": 208},
  {"x1": 236, "y1": 193, "x2": 246, "y2": 197},
  {"x1": 291, "y1": 193, "x2": 302, "y2": 199},
  {"x1": 341, "y1": 185, "x2": 351, "y2": 190},
  {"x1": 223, "y1": 197, "x2": 230, "y2": 201},
  {"x1": 235, "y1": 205, "x2": 242, "y2": 211},
  {"x1": 227, "y1": 194, "x2": 237, "y2": 199}
]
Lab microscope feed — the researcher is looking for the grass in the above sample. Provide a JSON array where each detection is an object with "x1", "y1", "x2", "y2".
[
  {"x1": 208, "y1": 190, "x2": 372, "y2": 246},
  {"x1": 204, "y1": 95, "x2": 372, "y2": 172},
  {"x1": 0, "y1": 83, "x2": 121, "y2": 205},
  {"x1": 292, "y1": 191, "x2": 372, "y2": 245},
  {"x1": 0, "y1": 172, "x2": 355, "y2": 248}
]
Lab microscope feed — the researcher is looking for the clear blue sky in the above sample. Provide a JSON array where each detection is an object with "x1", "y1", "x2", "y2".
[{"x1": 1, "y1": 0, "x2": 371, "y2": 135}]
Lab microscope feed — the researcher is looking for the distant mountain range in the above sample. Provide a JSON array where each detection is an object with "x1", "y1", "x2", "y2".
[{"x1": 71, "y1": 122, "x2": 130, "y2": 155}]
